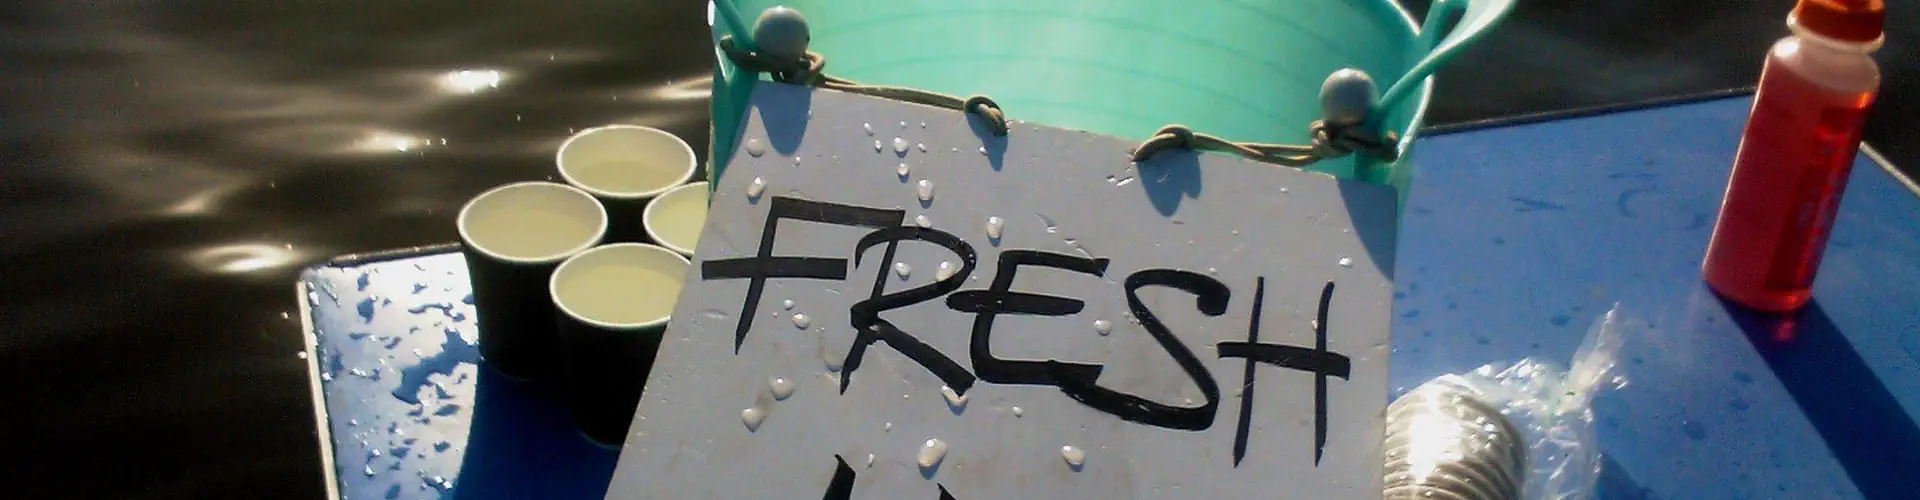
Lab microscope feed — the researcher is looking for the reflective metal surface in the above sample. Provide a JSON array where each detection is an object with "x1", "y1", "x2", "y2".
[{"x1": 0, "y1": 0, "x2": 1911, "y2": 498}]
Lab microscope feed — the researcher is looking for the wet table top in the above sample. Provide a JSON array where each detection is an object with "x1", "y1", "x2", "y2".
[{"x1": 300, "y1": 94, "x2": 1919, "y2": 499}]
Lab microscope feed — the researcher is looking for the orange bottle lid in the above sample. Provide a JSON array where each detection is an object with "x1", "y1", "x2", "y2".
[{"x1": 1792, "y1": 0, "x2": 1885, "y2": 44}]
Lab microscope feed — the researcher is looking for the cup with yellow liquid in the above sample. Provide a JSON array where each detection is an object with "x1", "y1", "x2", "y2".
[
  {"x1": 642, "y1": 181, "x2": 709, "y2": 257},
  {"x1": 457, "y1": 181, "x2": 608, "y2": 380},
  {"x1": 548, "y1": 242, "x2": 691, "y2": 447},
  {"x1": 556, "y1": 125, "x2": 698, "y2": 243}
]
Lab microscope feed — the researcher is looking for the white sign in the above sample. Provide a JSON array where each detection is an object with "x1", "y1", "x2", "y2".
[{"x1": 607, "y1": 83, "x2": 1396, "y2": 499}]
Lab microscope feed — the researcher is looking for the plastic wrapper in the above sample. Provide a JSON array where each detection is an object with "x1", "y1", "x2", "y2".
[{"x1": 1386, "y1": 305, "x2": 1627, "y2": 500}]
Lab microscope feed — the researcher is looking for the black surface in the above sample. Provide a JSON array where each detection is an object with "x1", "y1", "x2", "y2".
[{"x1": 0, "y1": 1, "x2": 1911, "y2": 498}]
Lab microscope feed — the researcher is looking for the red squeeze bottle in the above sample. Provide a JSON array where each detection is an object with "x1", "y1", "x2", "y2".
[{"x1": 1703, "y1": 0, "x2": 1884, "y2": 312}]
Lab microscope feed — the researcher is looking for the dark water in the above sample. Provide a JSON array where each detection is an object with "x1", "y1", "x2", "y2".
[{"x1": 0, "y1": 1, "x2": 1909, "y2": 498}]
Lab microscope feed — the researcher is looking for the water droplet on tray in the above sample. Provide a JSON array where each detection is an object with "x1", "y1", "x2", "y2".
[
  {"x1": 769, "y1": 377, "x2": 797, "y2": 400},
  {"x1": 867, "y1": 453, "x2": 876, "y2": 468},
  {"x1": 1093, "y1": 320, "x2": 1112, "y2": 336},
  {"x1": 978, "y1": 146, "x2": 988, "y2": 155},
  {"x1": 744, "y1": 139, "x2": 767, "y2": 157},
  {"x1": 897, "y1": 163, "x2": 911, "y2": 179},
  {"x1": 936, "y1": 261, "x2": 956, "y2": 281},
  {"x1": 914, "y1": 214, "x2": 931, "y2": 228},
  {"x1": 296, "y1": 351, "x2": 309, "y2": 360},
  {"x1": 917, "y1": 438, "x2": 949, "y2": 470},
  {"x1": 893, "y1": 262, "x2": 912, "y2": 279},
  {"x1": 1338, "y1": 257, "x2": 1354, "y2": 268},
  {"x1": 892, "y1": 137, "x2": 910, "y2": 154},
  {"x1": 1012, "y1": 406, "x2": 1024, "y2": 417},
  {"x1": 364, "y1": 466, "x2": 376, "y2": 477},
  {"x1": 874, "y1": 140, "x2": 883, "y2": 153},
  {"x1": 985, "y1": 216, "x2": 1004, "y2": 240},
  {"x1": 916, "y1": 179, "x2": 935, "y2": 202},
  {"x1": 864, "y1": 122, "x2": 874, "y2": 136},
  {"x1": 791, "y1": 313, "x2": 811, "y2": 329},
  {"x1": 782, "y1": 299, "x2": 795, "y2": 310},
  {"x1": 1061, "y1": 445, "x2": 1087, "y2": 469}
]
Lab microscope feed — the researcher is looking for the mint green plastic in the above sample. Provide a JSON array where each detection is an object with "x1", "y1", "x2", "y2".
[{"x1": 706, "y1": 0, "x2": 1506, "y2": 207}]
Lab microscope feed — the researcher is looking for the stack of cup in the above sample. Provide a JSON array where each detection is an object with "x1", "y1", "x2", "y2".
[
  {"x1": 1383, "y1": 379, "x2": 1528, "y2": 500},
  {"x1": 457, "y1": 124, "x2": 710, "y2": 447}
]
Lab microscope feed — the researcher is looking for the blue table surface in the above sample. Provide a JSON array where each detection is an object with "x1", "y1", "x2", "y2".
[{"x1": 299, "y1": 95, "x2": 1920, "y2": 499}]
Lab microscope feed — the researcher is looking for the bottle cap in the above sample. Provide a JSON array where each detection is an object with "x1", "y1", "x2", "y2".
[{"x1": 1791, "y1": 0, "x2": 1885, "y2": 44}]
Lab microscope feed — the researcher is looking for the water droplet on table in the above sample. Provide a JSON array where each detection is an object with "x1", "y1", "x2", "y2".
[
  {"x1": 769, "y1": 377, "x2": 797, "y2": 400},
  {"x1": 893, "y1": 262, "x2": 912, "y2": 279},
  {"x1": 746, "y1": 177, "x2": 766, "y2": 200},
  {"x1": 792, "y1": 313, "x2": 811, "y2": 329},
  {"x1": 914, "y1": 214, "x2": 931, "y2": 228},
  {"x1": 892, "y1": 137, "x2": 910, "y2": 154},
  {"x1": 741, "y1": 407, "x2": 767, "y2": 431},
  {"x1": 364, "y1": 466, "x2": 376, "y2": 477},
  {"x1": 296, "y1": 351, "x2": 309, "y2": 360},
  {"x1": 864, "y1": 122, "x2": 874, "y2": 136},
  {"x1": 899, "y1": 121, "x2": 907, "y2": 128},
  {"x1": 940, "y1": 385, "x2": 969, "y2": 408},
  {"x1": 874, "y1": 140, "x2": 883, "y2": 153},
  {"x1": 978, "y1": 146, "x2": 987, "y2": 155},
  {"x1": 1061, "y1": 445, "x2": 1086, "y2": 469},
  {"x1": 1093, "y1": 320, "x2": 1112, "y2": 336},
  {"x1": 985, "y1": 216, "x2": 1004, "y2": 240},
  {"x1": 866, "y1": 453, "x2": 876, "y2": 468},
  {"x1": 782, "y1": 299, "x2": 795, "y2": 310},
  {"x1": 744, "y1": 139, "x2": 767, "y2": 157},
  {"x1": 917, "y1": 438, "x2": 949, "y2": 470},
  {"x1": 1338, "y1": 257, "x2": 1354, "y2": 268},
  {"x1": 897, "y1": 163, "x2": 911, "y2": 179},
  {"x1": 936, "y1": 261, "x2": 956, "y2": 281},
  {"x1": 1279, "y1": 187, "x2": 1291, "y2": 194},
  {"x1": 1011, "y1": 406, "x2": 1024, "y2": 417},
  {"x1": 916, "y1": 179, "x2": 935, "y2": 202},
  {"x1": 884, "y1": 422, "x2": 893, "y2": 432}
]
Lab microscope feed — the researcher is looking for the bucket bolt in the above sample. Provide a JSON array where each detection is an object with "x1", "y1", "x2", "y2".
[
  {"x1": 1318, "y1": 68, "x2": 1379, "y2": 127},
  {"x1": 753, "y1": 6, "x2": 811, "y2": 62}
]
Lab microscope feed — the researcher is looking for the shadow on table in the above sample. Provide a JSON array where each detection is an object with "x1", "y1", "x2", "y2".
[
  {"x1": 1726, "y1": 298, "x2": 1920, "y2": 499},
  {"x1": 451, "y1": 365, "x2": 619, "y2": 500}
]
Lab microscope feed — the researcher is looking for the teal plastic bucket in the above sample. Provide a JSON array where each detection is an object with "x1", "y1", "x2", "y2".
[{"x1": 708, "y1": 0, "x2": 1436, "y2": 203}]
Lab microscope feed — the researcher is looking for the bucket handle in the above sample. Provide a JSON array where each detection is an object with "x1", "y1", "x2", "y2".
[{"x1": 1378, "y1": 0, "x2": 1517, "y2": 113}]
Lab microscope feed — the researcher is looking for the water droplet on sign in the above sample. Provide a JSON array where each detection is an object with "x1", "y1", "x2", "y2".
[
  {"x1": 296, "y1": 351, "x2": 309, "y2": 360},
  {"x1": 914, "y1": 214, "x2": 931, "y2": 228},
  {"x1": 791, "y1": 313, "x2": 811, "y2": 329},
  {"x1": 892, "y1": 137, "x2": 909, "y2": 154},
  {"x1": 919, "y1": 122, "x2": 927, "y2": 128},
  {"x1": 940, "y1": 385, "x2": 969, "y2": 408},
  {"x1": 874, "y1": 140, "x2": 883, "y2": 153},
  {"x1": 866, "y1": 453, "x2": 876, "y2": 468},
  {"x1": 1012, "y1": 406, "x2": 1024, "y2": 417},
  {"x1": 746, "y1": 177, "x2": 766, "y2": 200},
  {"x1": 917, "y1": 438, "x2": 949, "y2": 470},
  {"x1": 985, "y1": 216, "x2": 1004, "y2": 240},
  {"x1": 899, "y1": 121, "x2": 907, "y2": 128},
  {"x1": 936, "y1": 261, "x2": 956, "y2": 280},
  {"x1": 1280, "y1": 187, "x2": 1291, "y2": 194},
  {"x1": 744, "y1": 139, "x2": 767, "y2": 157},
  {"x1": 897, "y1": 163, "x2": 910, "y2": 179},
  {"x1": 741, "y1": 407, "x2": 766, "y2": 431},
  {"x1": 916, "y1": 179, "x2": 935, "y2": 202},
  {"x1": 978, "y1": 146, "x2": 988, "y2": 155},
  {"x1": 769, "y1": 377, "x2": 797, "y2": 400},
  {"x1": 864, "y1": 122, "x2": 874, "y2": 136},
  {"x1": 1093, "y1": 320, "x2": 1112, "y2": 336},
  {"x1": 1061, "y1": 445, "x2": 1087, "y2": 469},
  {"x1": 365, "y1": 466, "x2": 376, "y2": 477},
  {"x1": 893, "y1": 262, "x2": 912, "y2": 279},
  {"x1": 782, "y1": 299, "x2": 795, "y2": 310},
  {"x1": 1338, "y1": 257, "x2": 1354, "y2": 268}
]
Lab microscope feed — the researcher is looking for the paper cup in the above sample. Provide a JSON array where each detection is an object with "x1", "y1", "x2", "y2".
[
  {"x1": 642, "y1": 181, "x2": 709, "y2": 256},
  {"x1": 549, "y1": 243, "x2": 691, "y2": 447},
  {"x1": 556, "y1": 125, "x2": 698, "y2": 243},
  {"x1": 457, "y1": 182, "x2": 608, "y2": 380}
]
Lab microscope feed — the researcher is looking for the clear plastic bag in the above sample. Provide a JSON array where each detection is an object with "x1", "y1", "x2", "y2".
[{"x1": 1386, "y1": 305, "x2": 1627, "y2": 500}]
